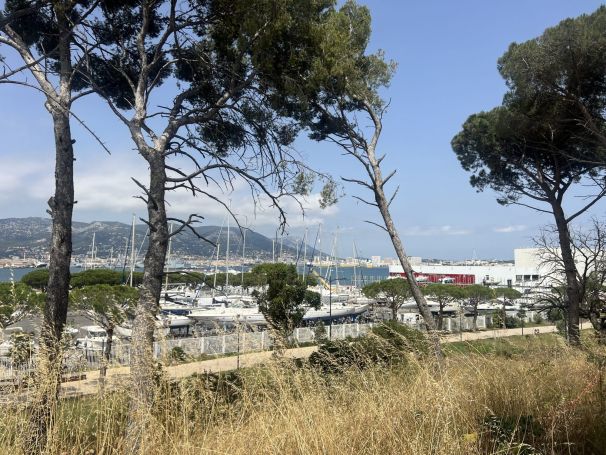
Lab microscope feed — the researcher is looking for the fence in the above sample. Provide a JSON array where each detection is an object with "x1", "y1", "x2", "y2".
[
  {"x1": 153, "y1": 322, "x2": 375, "y2": 358},
  {"x1": 0, "y1": 322, "x2": 376, "y2": 380}
]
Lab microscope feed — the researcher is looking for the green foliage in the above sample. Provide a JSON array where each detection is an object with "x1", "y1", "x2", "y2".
[
  {"x1": 292, "y1": 172, "x2": 315, "y2": 196},
  {"x1": 252, "y1": 263, "x2": 320, "y2": 335},
  {"x1": 452, "y1": 7, "x2": 606, "y2": 206},
  {"x1": 496, "y1": 288, "x2": 522, "y2": 301},
  {"x1": 309, "y1": 321, "x2": 427, "y2": 373},
  {"x1": 0, "y1": 282, "x2": 42, "y2": 329},
  {"x1": 422, "y1": 283, "x2": 467, "y2": 302},
  {"x1": 70, "y1": 269, "x2": 123, "y2": 288},
  {"x1": 464, "y1": 284, "x2": 495, "y2": 303},
  {"x1": 20, "y1": 269, "x2": 49, "y2": 290},
  {"x1": 70, "y1": 285, "x2": 139, "y2": 330},
  {"x1": 362, "y1": 278, "x2": 411, "y2": 319},
  {"x1": 370, "y1": 320, "x2": 429, "y2": 355},
  {"x1": 319, "y1": 178, "x2": 339, "y2": 209},
  {"x1": 305, "y1": 1, "x2": 396, "y2": 140}
]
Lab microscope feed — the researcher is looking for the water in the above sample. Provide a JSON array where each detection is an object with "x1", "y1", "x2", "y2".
[
  {"x1": 1, "y1": 265, "x2": 390, "y2": 285},
  {"x1": 298, "y1": 265, "x2": 389, "y2": 286},
  {"x1": 0, "y1": 267, "x2": 38, "y2": 282},
  {"x1": 0, "y1": 266, "x2": 87, "y2": 283}
]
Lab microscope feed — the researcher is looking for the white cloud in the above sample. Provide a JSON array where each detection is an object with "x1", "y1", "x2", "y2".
[
  {"x1": 0, "y1": 151, "x2": 338, "y2": 228},
  {"x1": 400, "y1": 225, "x2": 472, "y2": 237},
  {"x1": 70, "y1": 159, "x2": 339, "y2": 228},
  {"x1": 0, "y1": 156, "x2": 51, "y2": 201},
  {"x1": 493, "y1": 225, "x2": 526, "y2": 233}
]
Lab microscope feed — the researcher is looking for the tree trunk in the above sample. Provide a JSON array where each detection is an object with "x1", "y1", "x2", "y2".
[
  {"x1": 373, "y1": 185, "x2": 443, "y2": 364},
  {"x1": 127, "y1": 153, "x2": 169, "y2": 447},
  {"x1": 551, "y1": 202, "x2": 582, "y2": 345},
  {"x1": 25, "y1": 99, "x2": 75, "y2": 455},
  {"x1": 391, "y1": 303, "x2": 397, "y2": 321},
  {"x1": 437, "y1": 301, "x2": 444, "y2": 331},
  {"x1": 472, "y1": 302, "x2": 478, "y2": 331},
  {"x1": 589, "y1": 312, "x2": 606, "y2": 345}
]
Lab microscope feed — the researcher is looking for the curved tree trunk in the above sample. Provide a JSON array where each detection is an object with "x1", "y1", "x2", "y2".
[
  {"x1": 375, "y1": 192, "x2": 443, "y2": 364},
  {"x1": 127, "y1": 153, "x2": 169, "y2": 447},
  {"x1": 358, "y1": 101, "x2": 443, "y2": 367},
  {"x1": 552, "y1": 202, "x2": 582, "y2": 345}
]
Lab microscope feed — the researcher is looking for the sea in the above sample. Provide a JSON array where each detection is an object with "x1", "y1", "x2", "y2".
[{"x1": 0, "y1": 265, "x2": 390, "y2": 285}]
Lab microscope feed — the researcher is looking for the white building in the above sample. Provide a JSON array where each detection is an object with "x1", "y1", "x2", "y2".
[{"x1": 388, "y1": 248, "x2": 554, "y2": 291}]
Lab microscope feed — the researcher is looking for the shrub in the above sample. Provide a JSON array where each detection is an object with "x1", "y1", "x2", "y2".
[
  {"x1": 20, "y1": 269, "x2": 49, "y2": 290},
  {"x1": 170, "y1": 346, "x2": 187, "y2": 363},
  {"x1": 309, "y1": 321, "x2": 428, "y2": 373}
]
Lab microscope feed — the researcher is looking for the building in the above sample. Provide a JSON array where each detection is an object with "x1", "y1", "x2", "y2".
[{"x1": 388, "y1": 248, "x2": 553, "y2": 291}]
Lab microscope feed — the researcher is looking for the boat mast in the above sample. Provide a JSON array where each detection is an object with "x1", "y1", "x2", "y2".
[
  {"x1": 212, "y1": 243, "x2": 220, "y2": 298},
  {"x1": 129, "y1": 214, "x2": 136, "y2": 287},
  {"x1": 165, "y1": 222, "x2": 173, "y2": 289},
  {"x1": 334, "y1": 227, "x2": 340, "y2": 288},
  {"x1": 225, "y1": 216, "x2": 230, "y2": 288},
  {"x1": 240, "y1": 226, "x2": 246, "y2": 295},
  {"x1": 303, "y1": 228, "x2": 308, "y2": 280},
  {"x1": 91, "y1": 231, "x2": 96, "y2": 269},
  {"x1": 317, "y1": 224, "x2": 322, "y2": 279},
  {"x1": 352, "y1": 239, "x2": 357, "y2": 288}
]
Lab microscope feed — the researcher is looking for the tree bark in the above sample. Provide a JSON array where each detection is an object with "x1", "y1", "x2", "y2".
[
  {"x1": 551, "y1": 202, "x2": 582, "y2": 345},
  {"x1": 24, "y1": 15, "x2": 75, "y2": 448},
  {"x1": 437, "y1": 301, "x2": 444, "y2": 331},
  {"x1": 472, "y1": 302, "x2": 478, "y2": 331},
  {"x1": 127, "y1": 153, "x2": 169, "y2": 446},
  {"x1": 372, "y1": 177, "x2": 443, "y2": 364},
  {"x1": 589, "y1": 312, "x2": 606, "y2": 345},
  {"x1": 360, "y1": 101, "x2": 443, "y2": 367}
]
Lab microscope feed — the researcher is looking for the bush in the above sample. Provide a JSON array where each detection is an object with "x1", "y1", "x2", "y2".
[
  {"x1": 20, "y1": 269, "x2": 49, "y2": 290},
  {"x1": 70, "y1": 269, "x2": 122, "y2": 287},
  {"x1": 309, "y1": 321, "x2": 428, "y2": 373},
  {"x1": 170, "y1": 346, "x2": 188, "y2": 363}
]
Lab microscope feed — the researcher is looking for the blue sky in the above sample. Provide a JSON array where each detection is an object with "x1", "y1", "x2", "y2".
[{"x1": 1, "y1": 0, "x2": 605, "y2": 260}]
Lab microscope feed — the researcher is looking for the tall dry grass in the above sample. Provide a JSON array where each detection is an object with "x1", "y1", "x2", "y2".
[{"x1": 1, "y1": 334, "x2": 605, "y2": 454}]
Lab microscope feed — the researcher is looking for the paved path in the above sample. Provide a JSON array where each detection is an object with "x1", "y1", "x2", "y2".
[
  {"x1": 441, "y1": 324, "x2": 558, "y2": 343},
  {"x1": 4, "y1": 325, "x2": 560, "y2": 400}
]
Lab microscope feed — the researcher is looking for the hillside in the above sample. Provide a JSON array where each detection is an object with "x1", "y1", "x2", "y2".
[{"x1": 0, "y1": 217, "x2": 315, "y2": 260}]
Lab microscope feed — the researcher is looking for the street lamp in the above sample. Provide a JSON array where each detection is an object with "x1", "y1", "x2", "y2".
[{"x1": 327, "y1": 274, "x2": 348, "y2": 340}]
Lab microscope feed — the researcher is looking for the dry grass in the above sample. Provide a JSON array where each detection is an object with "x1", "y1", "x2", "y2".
[{"x1": 1, "y1": 334, "x2": 605, "y2": 454}]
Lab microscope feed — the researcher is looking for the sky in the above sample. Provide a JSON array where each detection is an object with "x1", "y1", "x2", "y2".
[{"x1": 1, "y1": 0, "x2": 605, "y2": 260}]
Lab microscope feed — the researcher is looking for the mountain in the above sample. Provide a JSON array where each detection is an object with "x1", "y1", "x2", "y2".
[{"x1": 0, "y1": 217, "x2": 319, "y2": 260}]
